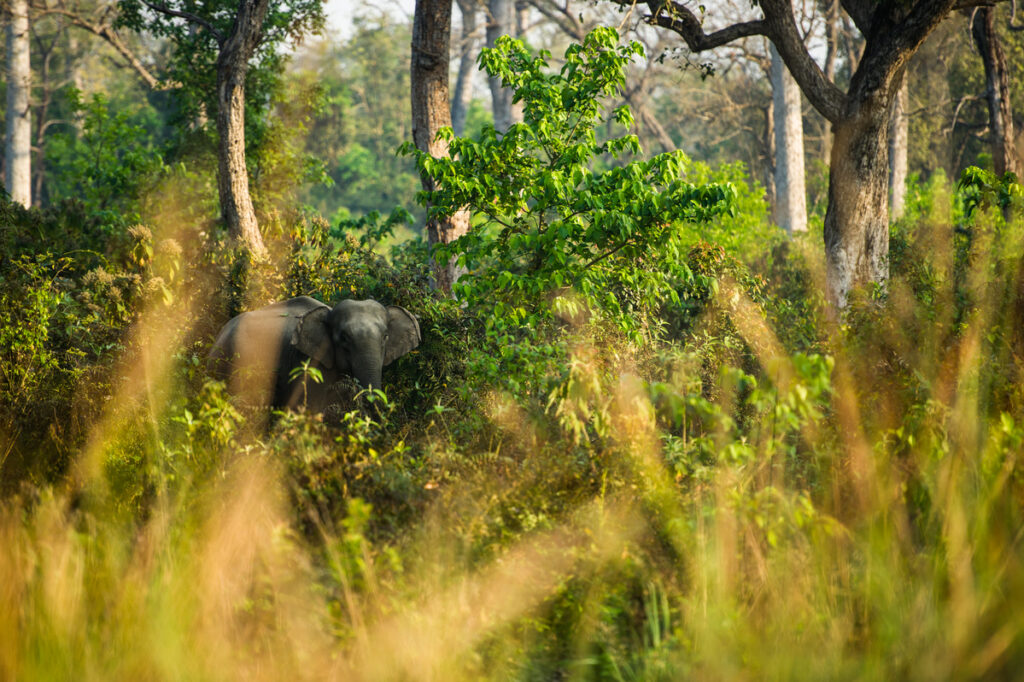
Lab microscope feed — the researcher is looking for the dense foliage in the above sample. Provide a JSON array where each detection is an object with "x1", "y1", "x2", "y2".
[
  {"x1": 3, "y1": 20, "x2": 1024, "y2": 682},
  {"x1": 295, "y1": 15, "x2": 425, "y2": 224}
]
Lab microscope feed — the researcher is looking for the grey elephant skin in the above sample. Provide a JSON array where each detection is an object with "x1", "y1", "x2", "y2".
[{"x1": 208, "y1": 296, "x2": 421, "y2": 413}]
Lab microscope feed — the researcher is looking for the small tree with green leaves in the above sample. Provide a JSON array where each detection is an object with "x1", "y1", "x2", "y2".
[
  {"x1": 46, "y1": 92, "x2": 165, "y2": 220},
  {"x1": 117, "y1": 0, "x2": 324, "y2": 257},
  {"x1": 402, "y1": 28, "x2": 736, "y2": 341}
]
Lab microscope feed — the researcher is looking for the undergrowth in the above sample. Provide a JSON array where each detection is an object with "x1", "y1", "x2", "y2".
[{"x1": 3, "y1": 29, "x2": 1024, "y2": 682}]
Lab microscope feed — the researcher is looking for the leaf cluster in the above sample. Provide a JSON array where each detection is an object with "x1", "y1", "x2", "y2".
[
  {"x1": 955, "y1": 165, "x2": 1024, "y2": 221},
  {"x1": 115, "y1": 0, "x2": 324, "y2": 184},
  {"x1": 45, "y1": 92, "x2": 166, "y2": 222},
  {"x1": 402, "y1": 28, "x2": 737, "y2": 339}
]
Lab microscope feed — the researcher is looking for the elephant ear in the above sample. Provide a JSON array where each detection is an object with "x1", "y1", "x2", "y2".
[
  {"x1": 290, "y1": 306, "x2": 334, "y2": 369},
  {"x1": 384, "y1": 306, "x2": 421, "y2": 366}
]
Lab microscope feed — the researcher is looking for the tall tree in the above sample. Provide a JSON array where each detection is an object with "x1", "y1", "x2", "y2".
[
  {"x1": 486, "y1": 0, "x2": 522, "y2": 132},
  {"x1": 821, "y1": 0, "x2": 839, "y2": 163},
  {"x1": 452, "y1": 0, "x2": 479, "y2": 135},
  {"x1": 889, "y1": 82, "x2": 908, "y2": 219},
  {"x1": 769, "y1": 41, "x2": 806, "y2": 233},
  {"x1": 970, "y1": 6, "x2": 1018, "y2": 177},
  {"x1": 5, "y1": 0, "x2": 32, "y2": 206},
  {"x1": 214, "y1": 0, "x2": 270, "y2": 257},
  {"x1": 411, "y1": 0, "x2": 472, "y2": 293},
  {"x1": 118, "y1": 0, "x2": 324, "y2": 257},
  {"x1": 641, "y1": 0, "x2": 988, "y2": 307}
]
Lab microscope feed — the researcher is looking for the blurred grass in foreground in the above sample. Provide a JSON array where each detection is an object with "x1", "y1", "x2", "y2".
[{"x1": 3, "y1": 198, "x2": 1024, "y2": 681}]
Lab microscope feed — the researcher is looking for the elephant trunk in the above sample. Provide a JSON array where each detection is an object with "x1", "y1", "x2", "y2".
[{"x1": 350, "y1": 350, "x2": 383, "y2": 393}]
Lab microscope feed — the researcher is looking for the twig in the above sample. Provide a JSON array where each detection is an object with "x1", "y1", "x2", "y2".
[
  {"x1": 946, "y1": 94, "x2": 982, "y2": 135},
  {"x1": 1012, "y1": 0, "x2": 1024, "y2": 29},
  {"x1": 140, "y1": 0, "x2": 224, "y2": 43}
]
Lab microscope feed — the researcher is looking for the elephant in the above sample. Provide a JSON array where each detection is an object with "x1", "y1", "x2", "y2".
[{"x1": 208, "y1": 296, "x2": 421, "y2": 414}]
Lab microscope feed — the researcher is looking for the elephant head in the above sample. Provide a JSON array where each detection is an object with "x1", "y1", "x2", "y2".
[{"x1": 290, "y1": 299, "x2": 421, "y2": 391}]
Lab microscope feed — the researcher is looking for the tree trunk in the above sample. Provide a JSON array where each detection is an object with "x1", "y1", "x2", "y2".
[
  {"x1": 486, "y1": 0, "x2": 521, "y2": 133},
  {"x1": 515, "y1": 0, "x2": 529, "y2": 35},
  {"x1": 214, "y1": 0, "x2": 270, "y2": 258},
  {"x1": 33, "y1": 37, "x2": 51, "y2": 207},
  {"x1": 770, "y1": 42, "x2": 807, "y2": 234},
  {"x1": 5, "y1": 0, "x2": 31, "y2": 207},
  {"x1": 412, "y1": 0, "x2": 472, "y2": 295},
  {"x1": 888, "y1": 81, "x2": 908, "y2": 219},
  {"x1": 451, "y1": 0, "x2": 478, "y2": 135},
  {"x1": 822, "y1": 0, "x2": 838, "y2": 164},
  {"x1": 763, "y1": 100, "x2": 776, "y2": 209},
  {"x1": 643, "y1": 0, "x2": 968, "y2": 308},
  {"x1": 825, "y1": 90, "x2": 895, "y2": 308},
  {"x1": 971, "y1": 6, "x2": 1019, "y2": 177}
]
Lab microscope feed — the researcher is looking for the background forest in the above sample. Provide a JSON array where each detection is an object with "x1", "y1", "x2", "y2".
[{"x1": 2, "y1": 0, "x2": 1024, "y2": 679}]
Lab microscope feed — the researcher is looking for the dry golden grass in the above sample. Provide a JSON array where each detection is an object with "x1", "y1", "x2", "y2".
[{"x1": 3, "y1": 211, "x2": 1024, "y2": 680}]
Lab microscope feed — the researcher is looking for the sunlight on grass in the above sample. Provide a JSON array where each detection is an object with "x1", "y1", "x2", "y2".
[{"x1": 3, "y1": 205, "x2": 1024, "y2": 680}]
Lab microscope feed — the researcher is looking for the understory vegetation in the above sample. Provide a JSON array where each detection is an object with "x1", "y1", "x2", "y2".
[{"x1": 3, "y1": 29, "x2": 1024, "y2": 681}]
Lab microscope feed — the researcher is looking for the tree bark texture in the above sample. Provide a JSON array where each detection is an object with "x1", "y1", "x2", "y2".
[
  {"x1": 825, "y1": 88, "x2": 895, "y2": 308},
  {"x1": 5, "y1": 0, "x2": 31, "y2": 207},
  {"x1": 889, "y1": 82, "x2": 908, "y2": 220},
  {"x1": 486, "y1": 0, "x2": 522, "y2": 133},
  {"x1": 412, "y1": 0, "x2": 472, "y2": 294},
  {"x1": 971, "y1": 6, "x2": 1019, "y2": 177},
  {"x1": 818, "y1": 0, "x2": 951, "y2": 306},
  {"x1": 215, "y1": 0, "x2": 270, "y2": 258},
  {"x1": 451, "y1": 0, "x2": 479, "y2": 135},
  {"x1": 822, "y1": 0, "x2": 839, "y2": 163},
  {"x1": 770, "y1": 42, "x2": 807, "y2": 234}
]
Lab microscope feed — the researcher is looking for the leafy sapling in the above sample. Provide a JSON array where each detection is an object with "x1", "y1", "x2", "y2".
[
  {"x1": 401, "y1": 27, "x2": 737, "y2": 337},
  {"x1": 289, "y1": 359, "x2": 324, "y2": 410}
]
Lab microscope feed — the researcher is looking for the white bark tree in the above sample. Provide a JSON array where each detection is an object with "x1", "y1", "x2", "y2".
[
  {"x1": 5, "y1": 0, "x2": 32, "y2": 206},
  {"x1": 769, "y1": 41, "x2": 807, "y2": 233},
  {"x1": 889, "y1": 82, "x2": 908, "y2": 219}
]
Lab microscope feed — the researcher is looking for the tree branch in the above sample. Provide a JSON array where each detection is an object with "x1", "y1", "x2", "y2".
[
  {"x1": 29, "y1": 5, "x2": 163, "y2": 89},
  {"x1": 945, "y1": 93, "x2": 983, "y2": 135},
  {"x1": 1006, "y1": 0, "x2": 1024, "y2": 27},
  {"x1": 636, "y1": 0, "x2": 845, "y2": 122},
  {"x1": 37, "y1": 118, "x2": 71, "y2": 136},
  {"x1": 855, "y1": 0, "x2": 959, "y2": 99},
  {"x1": 527, "y1": 0, "x2": 585, "y2": 41},
  {"x1": 96, "y1": 24, "x2": 161, "y2": 89},
  {"x1": 838, "y1": 0, "x2": 871, "y2": 34},
  {"x1": 576, "y1": 236, "x2": 636, "y2": 279},
  {"x1": 639, "y1": 0, "x2": 767, "y2": 50},
  {"x1": 140, "y1": 0, "x2": 224, "y2": 43},
  {"x1": 760, "y1": 0, "x2": 845, "y2": 122}
]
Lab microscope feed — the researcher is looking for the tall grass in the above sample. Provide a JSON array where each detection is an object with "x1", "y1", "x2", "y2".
[{"x1": 3, "y1": 204, "x2": 1024, "y2": 680}]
